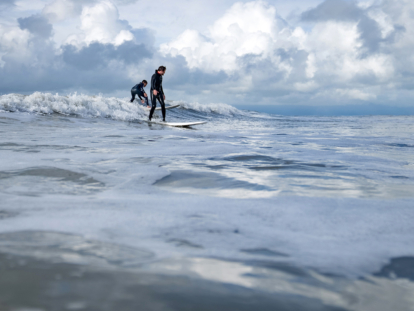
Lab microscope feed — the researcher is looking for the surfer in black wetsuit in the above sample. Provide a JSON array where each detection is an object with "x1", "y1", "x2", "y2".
[
  {"x1": 149, "y1": 66, "x2": 166, "y2": 122},
  {"x1": 130, "y1": 80, "x2": 149, "y2": 107}
]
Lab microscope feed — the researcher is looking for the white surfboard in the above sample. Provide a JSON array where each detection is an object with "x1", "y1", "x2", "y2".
[
  {"x1": 146, "y1": 120, "x2": 207, "y2": 127},
  {"x1": 144, "y1": 104, "x2": 180, "y2": 111}
]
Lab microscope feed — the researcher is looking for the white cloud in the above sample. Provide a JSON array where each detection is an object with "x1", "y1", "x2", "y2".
[
  {"x1": 161, "y1": 1, "x2": 291, "y2": 73},
  {"x1": 303, "y1": 21, "x2": 394, "y2": 83},
  {"x1": 65, "y1": 1, "x2": 133, "y2": 47},
  {"x1": 160, "y1": 0, "x2": 412, "y2": 103},
  {"x1": 0, "y1": 24, "x2": 31, "y2": 64},
  {"x1": 42, "y1": 0, "x2": 80, "y2": 22},
  {"x1": 42, "y1": 0, "x2": 139, "y2": 23}
]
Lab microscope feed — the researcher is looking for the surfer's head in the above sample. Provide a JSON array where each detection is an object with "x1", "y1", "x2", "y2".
[
  {"x1": 157, "y1": 66, "x2": 166, "y2": 75},
  {"x1": 142, "y1": 80, "x2": 147, "y2": 86}
]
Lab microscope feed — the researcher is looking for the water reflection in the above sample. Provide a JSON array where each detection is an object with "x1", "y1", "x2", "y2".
[{"x1": 0, "y1": 231, "x2": 413, "y2": 311}]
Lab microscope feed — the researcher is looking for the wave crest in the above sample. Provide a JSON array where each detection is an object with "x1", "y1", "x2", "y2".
[
  {"x1": 0, "y1": 92, "x2": 242, "y2": 121},
  {"x1": 0, "y1": 92, "x2": 148, "y2": 121},
  {"x1": 172, "y1": 100, "x2": 241, "y2": 116}
]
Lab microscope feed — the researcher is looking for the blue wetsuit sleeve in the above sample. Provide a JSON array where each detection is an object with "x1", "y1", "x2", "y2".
[{"x1": 136, "y1": 83, "x2": 143, "y2": 100}]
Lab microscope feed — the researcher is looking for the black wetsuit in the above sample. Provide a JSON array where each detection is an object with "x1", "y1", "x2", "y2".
[
  {"x1": 130, "y1": 82, "x2": 148, "y2": 105},
  {"x1": 149, "y1": 70, "x2": 166, "y2": 121}
]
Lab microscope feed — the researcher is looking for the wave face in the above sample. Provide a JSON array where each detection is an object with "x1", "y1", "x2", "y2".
[{"x1": 0, "y1": 93, "x2": 243, "y2": 121}]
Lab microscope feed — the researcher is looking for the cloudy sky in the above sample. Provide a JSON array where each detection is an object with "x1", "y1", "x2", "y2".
[{"x1": 1, "y1": 0, "x2": 413, "y2": 113}]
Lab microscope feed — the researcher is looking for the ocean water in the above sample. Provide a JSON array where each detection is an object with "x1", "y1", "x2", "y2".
[{"x1": 1, "y1": 92, "x2": 414, "y2": 311}]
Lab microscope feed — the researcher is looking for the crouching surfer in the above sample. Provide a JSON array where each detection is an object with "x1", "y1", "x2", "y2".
[
  {"x1": 130, "y1": 80, "x2": 149, "y2": 108},
  {"x1": 149, "y1": 66, "x2": 167, "y2": 122}
]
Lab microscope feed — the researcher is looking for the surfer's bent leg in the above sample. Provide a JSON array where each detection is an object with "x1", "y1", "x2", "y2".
[
  {"x1": 149, "y1": 92, "x2": 157, "y2": 121},
  {"x1": 130, "y1": 90, "x2": 137, "y2": 102}
]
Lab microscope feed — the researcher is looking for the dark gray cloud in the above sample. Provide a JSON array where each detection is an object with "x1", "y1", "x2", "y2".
[
  {"x1": 0, "y1": 0, "x2": 15, "y2": 8},
  {"x1": 162, "y1": 55, "x2": 228, "y2": 89},
  {"x1": 301, "y1": 0, "x2": 363, "y2": 22},
  {"x1": 0, "y1": 49, "x2": 149, "y2": 95},
  {"x1": 62, "y1": 41, "x2": 152, "y2": 70},
  {"x1": 131, "y1": 28, "x2": 156, "y2": 47},
  {"x1": 0, "y1": 57, "x2": 135, "y2": 94},
  {"x1": 18, "y1": 14, "x2": 53, "y2": 39},
  {"x1": 238, "y1": 48, "x2": 309, "y2": 94},
  {"x1": 357, "y1": 16, "x2": 382, "y2": 54}
]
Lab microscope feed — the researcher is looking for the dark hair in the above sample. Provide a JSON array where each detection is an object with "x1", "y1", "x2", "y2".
[
  {"x1": 158, "y1": 66, "x2": 166, "y2": 72},
  {"x1": 142, "y1": 80, "x2": 147, "y2": 84}
]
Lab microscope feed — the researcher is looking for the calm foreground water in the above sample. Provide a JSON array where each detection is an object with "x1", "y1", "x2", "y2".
[{"x1": 1, "y1": 92, "x2": 414, "y2": 311}]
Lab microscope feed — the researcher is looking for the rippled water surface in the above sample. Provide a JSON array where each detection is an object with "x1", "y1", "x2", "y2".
[{"x1": 1, "y1": 93, "x2": 414, "y2": 310}]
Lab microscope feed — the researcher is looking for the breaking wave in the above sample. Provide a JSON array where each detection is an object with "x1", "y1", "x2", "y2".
[
  {"x1": 0, "y1": 92, "x2": 242, "y2": 122},
  {"x1": 0, "y1": 92, "x2": 147, "y2": 121}
]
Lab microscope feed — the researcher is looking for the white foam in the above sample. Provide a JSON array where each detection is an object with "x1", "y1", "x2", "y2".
[
  {"x1": 0, "y1": 93, "x2": 243, "y2": 122},
  {"x1": 0, "y1": 92, "x2": 148, "y2": 121},
  {"x1": 171, "y1": 100, "x2": 241, "y2": 116}
]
